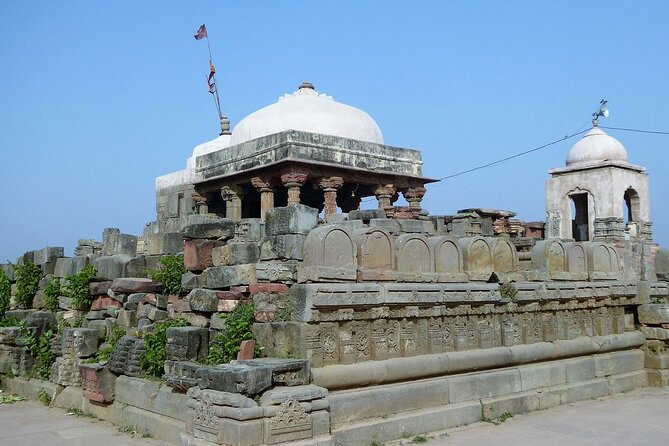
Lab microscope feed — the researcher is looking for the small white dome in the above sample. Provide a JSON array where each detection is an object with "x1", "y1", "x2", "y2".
[
  {"x1": 187, "y1": 134, "x2": 232, "y2": 170},
  {"x1": 566, "y1": 127, "x2": 628, "y2": 166},
  {"x1": 230, "y1": 82, "x2": 384, "y2": 146}
]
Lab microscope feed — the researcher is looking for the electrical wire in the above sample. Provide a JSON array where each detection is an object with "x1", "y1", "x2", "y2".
[
  {"x1": 358, "y1": 124, "x2": 669, "y2": 203},
  {"x1": 600, "y1": 126, "x2": 669, "y2": 135}
]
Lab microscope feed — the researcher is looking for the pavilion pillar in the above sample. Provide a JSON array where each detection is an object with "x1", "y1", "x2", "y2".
[
  {"x1": 317, "y1": 177, "x2": 344, "y2": 218},
  {"x1": 374, "y1": 184, "x2": 397, "y2": 209},
  {"x1": 191, "y1": 192, "x2": 208, "y2": 215},
  {"x1": 221, "y1": 185, "x2": 244, "y2": 220},
  {"x1": 403, "y1": 186, "x2": 426, "y2": 210},
  {"x1": 251, "y1": 177, "x2": 276, "y2": 221},
  {"x1": 281, "y1": 173, "x2": 308, "y2": 205}
]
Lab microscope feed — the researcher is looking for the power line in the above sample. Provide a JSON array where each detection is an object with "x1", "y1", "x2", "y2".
[
  {"x1": 438, "y1": 128, "x2": 590, "y2": 181},
  {"x1": 600, "y1": 126, "x2": 669, "y2": 135}
]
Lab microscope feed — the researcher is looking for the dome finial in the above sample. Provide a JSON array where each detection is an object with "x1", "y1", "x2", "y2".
[
  {"x1": 299, "y1": 81, "x2": 315, "y2": 90},
  {"x1": 592, "y1": 99, "x2": 609, "y2": 127},
  {"x1": 219, "y1": 116, "x2": 231, "y2": 136}
]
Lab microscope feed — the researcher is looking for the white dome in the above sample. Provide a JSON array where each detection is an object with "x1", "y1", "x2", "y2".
[
  {"x1": 230, "y1": 82, "x2": 384, "y2": 146},
  {"x1": 566, "y1": 127, "x2": 628, "y2": 166},
  {"x1": 187, "y1": 134, "x2": 232, "y2": 170}
]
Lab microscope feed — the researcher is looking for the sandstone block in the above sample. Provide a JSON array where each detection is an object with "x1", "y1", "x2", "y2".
[
  {"x1": 203, "y1": 265, "x2": 257, "y2": 289},
  {"x1": 212, "y1": 242, "x2": 260, "y2": 266},
  {"x1": 92, "y1": 255, "x2": 133, "y2": 280},
  {"x1": 184, "y1": 239, "x2": 216, "y2": 272},
  {"x1": 265, "y1": 205, "x2": 318, "y2": 236},
  {"x1": 117, "y1": 309, "x2": 138, "y2": 328},
  {"x1": 166, "y1": 327, "x2": 209, "y2": 361},
  {"x1": 639, "y1": 304, "x2": 669, "y2": 324},
  {"x1": 91, "y1": 297, "x2": 121, "y2": 311},
  {"x1": 255, "y1": 261, "x2": 298, "y2": 283},
  {"x1": 188, "y1": 288, "x2": 219, "y2": 312},
  {"x1": 181, "y1": 272, "x2": 204, "y2": 291},
  {"x1": 348, "y1": 208, "x2": 386, "y2": 221},
  {"x1": 259, "y1": 235, "x2": 306, "y2": 260},
  {"x1": 182, "y1": 217, "x2": 236, "y2": 240},
  {"x1": 80, "y1": 363, "x2": 116, "y2": 403},
  {"x1": 54, "y1": 256, "x2": 88, "y2": 277},
  {"x1": 196, "y1": 363, "x2": 272, "y2": 395},
  {"x1": 33, "y1": 246, "x2": 64, "y2": 265},
  {"x1": 89, "y1": 281, "x2": 112, "y2": 296},
  {"x1": 111, "y1": 277, "x2": 161, "y2": 294}
]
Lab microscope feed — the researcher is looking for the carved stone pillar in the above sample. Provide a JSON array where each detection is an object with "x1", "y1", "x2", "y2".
[
  {"x1": 221, "y1": 185, "x2": 244, "y2": 220},
  {"x1": 251, "y1": 177, "x2": 276, "y2": 221},
  {"x1": 317, "y1": 177, "x2": 344, "y2": 218},
  {"x1": 374, "y1": 184, "x2": 397, "y2": 209},
  {"x1": 403, "y1": 186, "x2": 426, "y2": 209},
  {"x1": 191, "y1": 192, "x2": 208, "y2": 215},
  {"x1": 281, "y1": 173, "x2": 308, "y2": 206}
]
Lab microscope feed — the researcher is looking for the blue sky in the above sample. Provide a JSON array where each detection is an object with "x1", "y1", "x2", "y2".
[{"x1": 1, "y1": 1, "x2": 668, "y2": 261}]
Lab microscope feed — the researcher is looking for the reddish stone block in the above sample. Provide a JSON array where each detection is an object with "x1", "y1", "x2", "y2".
[
  {"x1": 91, "y1": 297, "x2": 121, "y2": 311},
  {"x1": 89, "y1": 281, "x2": 112, "y2": 296},
  {"x1": 215, "y1": 290, "x2": 243, "y2": 300},
  {"x1": 230, "y1": 285, "x2": 249, "y2": 294},
  {"x1": 248, "y1": 284, "x2": 289, "y2": 296},
  {"x1": 237, "y1": 340, "x2": 256, "y2": 360},
  {"x1": 141, "y1": 293, "x2": 157, "y2": 305},
  {"x1": 80, "y1": 363, "x2": 116, "y2": 403},
  {"x1": 183, "y1": 239, "x2": 215, "y2": 272}
]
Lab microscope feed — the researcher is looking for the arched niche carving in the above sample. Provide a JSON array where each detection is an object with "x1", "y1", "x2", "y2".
[
  {"x1": 394, "y1": 234, "x2": 435, "y2": 282},
  {"x1": 458, "y1": 237, "x2": 493, "y2": 281},
  {"x1": 584, "y1": 241, "x2": 623, "y2": 281},
  {"x1": 429, "y1": 236, "x2": 467, "y2": 282},
  {"x1": 299, "y1": 225, "x2": 357, "y2": 282},
  {"x1": 354, "y1": 228, "x2": 397, "y2": 281}
]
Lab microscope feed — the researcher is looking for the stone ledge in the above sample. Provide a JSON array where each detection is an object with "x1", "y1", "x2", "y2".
[{"x1": 312, "y1": 332, "x2": 645, "y2": 390}]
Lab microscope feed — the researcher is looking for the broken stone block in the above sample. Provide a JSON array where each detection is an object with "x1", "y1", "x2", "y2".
[
  {"x1": 182, "y1": 216, "x2": 237, "y2": 240},
  {"x1": 92, "y1": 255, "x2": 133, "y2": 280},
  {"x1": 212, "y1": 242, "x2": 260, "y2": 266},
  {"x1": 108, "y1": 336, "x2": 146, "y2": 376},
  {"x1": 89, "y1": 281, "x2": 112, "y2": 296},
  {"x1": 117, "y1": 309, "x2": 138, "y2": 328},
  {"x1": 0, "y1": 327, "x2": 22, "y2": 345},
  {"x1": 90, "y1": 297, "x2": 121, "y2": 311},
  {"x1": 80, "y1": 363, "x2": 116, "y2": 403},
  {"x1": 24, "y1": 311, "x2": 58, "y2": 340},
  {"x1": 181, "y1": 272, "x2": 204, "y2": 291},
  {"x1": 184, "y1": 239, "x2": 216, "y2": 272},
  {"x1": 148, "y1": 307, "x2": 168, "y2": 322},
  {"x1": 0, "y1": 264, "x2": 15, "y2": 281},
  {"x1": 265, "y1": 205, "x2": 319, "y2": 236},
  {"x1": 259, "y1": 384, "x2": 327, "y2": 405},
  {"x1": 203, "y1": 265, "x2": 257, "y2": 289},
  {"x1": 236, "y1": 358, "x2": 311, "y2": 387},
  {"x1": 639, "y1": 304, "x2": 669, "y2": 325},
  {"x1": 111, "y1": 277, "x2": 161, "y2": 294},
  {"x1": 163, "y1": 232, "x2": 185, "y2": 254},
  {"x1": 188, "y1": 289, "x2": 219, "y2": 312},
  {"x1": 255, "y1": 261, "x2": 298, "y2": 283},
  {"x1": 176, "y1": 312, "x2": 209, "y2": 328},
  {"x1": 54, "y1": 256, "x2": 88, "y2": 277},
  {"x1": 234, "y1": 219, "x2": 265, "y2": 242},
  {"x1": 62, "y1": 328, "x2": 99, "y2": 358},
  {"x1": 196, "y1": 363, "x2": 272, "y2": 396},
  {"x1": 103, "y1": 228, "x2": 138, "y2": 256},
  {"x1": 259, "y1": 235, "x2": 306, "y2": 261},
  {"x1": 165, "y1": 327, "x2": 209, "y2": 361},
  {"x1": 348, "y1": 208, "x2": 386, "y2": 221},
  {"x1": 164, "y1": 360, "x2": 201, "y2": 392},
  {"x1": 236, "y1": 340, "x2": 256, "y2": 360},
  {"x1": 33, "y1": 246, "x2": 64, "y2": 265}
]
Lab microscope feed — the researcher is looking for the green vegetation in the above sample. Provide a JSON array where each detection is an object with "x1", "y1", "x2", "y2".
[
  {"x1": 0, "y1": 393, "x2": 26, "y2": 404},
  {"x1": 412, "y1": 435, "x2": 429, "y2": 444},
  {"x1": 24, "y1": 328, "x2": 57, "y2": 380},
  {"x1": 63, "y1": 264, "x2": 97, "y2": 310},
  {"x1": 15, "y1": 262, "x2": 41, "y2": 309},
  {"x1": 206, "y1": 303, "x2": 258, "y2": 365},
  {"x1": 499, "y1": 282, "x2": 518, "y2": 301},
  {"x1": 87, "y1": 326, "x2": 126, "y2": 363},
  {"x1": 44, "y1": 276, "x2": 62, "y2": 312},
  {"x1": 0, "y1": 269, "x2": 11, "y2": 320},
  {"x1": 140, "y1": 318, "x2": 189, "y2": 378},
  {"x1": 67, "y1": 406, "x2": 97, "y2": 418},
  {"x1": 0, "y1": 316, "x2": 22, "y2": 328},
  {"x1": 36, "y1": 388, "x2": 52, "y2": 406},
  {"x1": 148, "y1": 254, "x2": 186, "y2": 295}
]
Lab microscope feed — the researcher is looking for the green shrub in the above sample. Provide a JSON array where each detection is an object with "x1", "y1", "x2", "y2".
[
  {"x1": 140, "y1": 318, "x2": 189, "y2": 378},
  {"x1": 24, "y1": 328, "x2": 57, "y2": 380},
  {"x1": 499, "y1": 282, "x2": 518, "y2": 301},
  {"x1": 44, "y1": 276, "x2": 62, "y2": 312},
  {"x1": 0, "y1": 269, "x2": 11, "y2": 320},
  {"x1": 148, "y1": 254, "x2": 186, "y2": 295},
  {"x1": 88, "y1": 326, "x2": 126, "y2": 363},
  {"x1": 0, "y1": 316, "x2": 23, "y2": 327},
  {"x1": 63, "y1": 264, "x2": 97, "y2": 310},
  {"x1": 15, "y1": 262, "x2": 41, "y2": 309},
  {"x1": 206, "y1": 303, "x2": 258, "y2": 365}
]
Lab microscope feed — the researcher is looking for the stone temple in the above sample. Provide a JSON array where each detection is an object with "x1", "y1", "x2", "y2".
[{"x1": 1, "y1": 82, "x2": 669, "y2": 446}]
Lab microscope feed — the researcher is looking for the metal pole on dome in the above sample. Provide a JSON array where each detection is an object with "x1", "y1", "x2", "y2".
[
  {"x1": 194, "y1": 23, "x2": 229, "y2": 136},
  {"x1": 592, "y1": 99, "x2": 609, "y2": 127}
]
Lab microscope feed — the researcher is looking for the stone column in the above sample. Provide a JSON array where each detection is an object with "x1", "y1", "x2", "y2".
[
  {"x1": 191, "y1": 192, "x2": 208, "y2": 215},
  {"x1": 221, "y1": 185, "x2": 244, "y2": 220},
  {"x1": 251, "y1": 177, "x2": 276, "y2": 221},
  {"x1": 403, "y1": 186, "x2": 426, "y2": 209},
  {"x1": 374, "y1": 184, "x2": 397, "y2": 209},
  {"x1": 281, "y1": 173, "x2": 308, "y2": 206},
  {"x1": 317, "y1": 177, "x2": 344, "y2": 218}
]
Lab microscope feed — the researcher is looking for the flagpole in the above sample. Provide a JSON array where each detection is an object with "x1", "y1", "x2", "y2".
[{"x1": 196, "y1": 23, "x2": 227, "y2": 134}]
